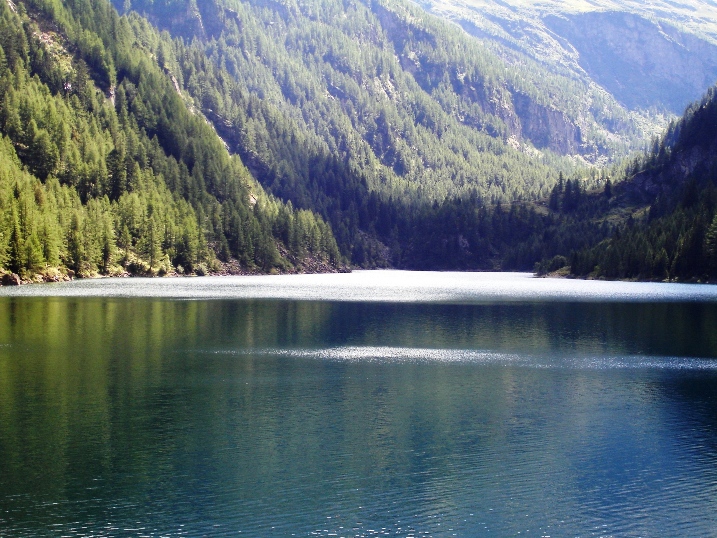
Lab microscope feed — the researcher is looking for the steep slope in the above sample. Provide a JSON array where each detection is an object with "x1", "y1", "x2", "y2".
[
  {"x1": 0, "y1": 0, "x2": 342, "y2": 282},
  {"x1": 421, "y1": 0, "x2": 717, "y2": 115},
  {"x1": 567, "y1": 87, "x2": 717, "y2": 281},
  {"x1": 527, "y1": 86, "x2": 717, "y2": 281},
  {"x1": 543, "y1": 11, "x2": 717, "y2": 113},
  {"x1": 111, "y1": 0, "x2": 665, "y2": 267},
  {"x1": 122, "y1": 0, "x2": 653, "y2": 162}
]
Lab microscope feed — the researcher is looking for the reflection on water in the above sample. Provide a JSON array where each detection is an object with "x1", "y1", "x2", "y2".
[{"x1": 1, "y1": 291, "x2": 717, "y2": 536}]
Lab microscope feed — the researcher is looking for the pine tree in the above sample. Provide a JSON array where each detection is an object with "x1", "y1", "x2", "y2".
[
  {"x1": 24, "y1": 232, "x2": 44, "y2": 271},
  {"x1": 706, "y1": 213, "x2": 717, "y2": 276},
  {"x1": 8, "y1": 206, "x2": 22, "y2": 275},
  {"x1": 66, "y1": 211, "x2": 84, "y2": 274}
]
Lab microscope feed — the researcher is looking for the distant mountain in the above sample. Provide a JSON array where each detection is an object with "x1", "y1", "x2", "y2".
[
  {"x1": 121, "y1": 0, "x2": 658, "y2": 162},
  {"x1": 420, "y1": 0, "x2": 717, "y2": 114},
  {"x1": 93, "y1": 0, "x2": 717, "y2": 277},
  {"x1": 5, "y1": 0, "x2": 714, "y2": 277}
]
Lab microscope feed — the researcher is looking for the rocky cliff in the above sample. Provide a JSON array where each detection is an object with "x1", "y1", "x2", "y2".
[
  {"x1": 421, "y1": 0, "x2": 717, "y2": 115},
  {"x1": 544, "y1": 11, "x2": 717, "y2": 113}
]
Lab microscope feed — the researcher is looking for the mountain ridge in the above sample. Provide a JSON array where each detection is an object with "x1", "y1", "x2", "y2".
[
  {"x1": 420, "y1": 0, "x2": 717, "y2": 114},
  {"x1": 3, "y1": 0, "x2": 717, "y2": 279},
  {"x1": 109, "y1": 0, "x2": 671, "y2": 267}
]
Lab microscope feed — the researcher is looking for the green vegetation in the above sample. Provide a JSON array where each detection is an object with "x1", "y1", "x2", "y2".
[
  {"x1": 559, "y1": 88, "x2": 717, "y2": 281},
  {"x1": 111, "y1": 0, "x2": 660, "y2": 268},
  {"x1": 0, "y1": 0, "x2": 342, "y2": 282},
  {"x1": 3, "y1": 0, "x2": 716, "y2": 280}
]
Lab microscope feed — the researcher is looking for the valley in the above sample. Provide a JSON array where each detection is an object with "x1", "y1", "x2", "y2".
[{"x1": 1, "y1": 0, "x2": 717, "y2": 279}]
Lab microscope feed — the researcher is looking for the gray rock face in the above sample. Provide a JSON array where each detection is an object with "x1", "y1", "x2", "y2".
[
  {"x1": 444, "y1": 76, "x2": 581, "y2": 154},
  {"x1": 512, "y1": 92, "x2": 581, "y2": 154},
  {"x1": 424, "y1": 1, "x2": 717, "y2": 115},
  {"x1": 544, "y1": 11, "x2": 717, "y2": 113}
]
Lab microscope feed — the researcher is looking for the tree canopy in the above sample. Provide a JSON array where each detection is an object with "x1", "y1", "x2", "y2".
[{"x1": 0, "y1": 0, "x2": 342, "y2": 281}]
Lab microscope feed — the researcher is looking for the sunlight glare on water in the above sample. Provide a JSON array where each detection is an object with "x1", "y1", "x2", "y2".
[
  {"x1": 3, "y1": 270, "x2": 717, "y2": 302},
  {"x1": 213, "y1": 345, "x2": 717, "y2": 370}
]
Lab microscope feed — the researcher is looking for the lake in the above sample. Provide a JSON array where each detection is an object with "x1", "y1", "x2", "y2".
[{"x1": 1, "y1": 271, "x2": 717, "y2": 537}]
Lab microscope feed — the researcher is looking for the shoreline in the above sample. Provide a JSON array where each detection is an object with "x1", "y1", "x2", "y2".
[
  {"x1": 0, "y1": 258, "x2": 351, "y2": 287},
  {"x1": 5, "y1": 265, "x2": 717, "y2": 288},
  {"x1": 538, "y1": 267, "x2": 717, "y2": 285}
]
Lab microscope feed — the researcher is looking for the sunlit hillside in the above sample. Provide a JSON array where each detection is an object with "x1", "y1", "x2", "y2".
[{"x1": 420, "y1": 0, "x2": 717, "y2": 113}]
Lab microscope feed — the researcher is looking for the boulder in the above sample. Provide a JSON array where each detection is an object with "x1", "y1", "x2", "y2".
[{"x1": 1, "y1": 273, "x2": 21, "y2": 286}]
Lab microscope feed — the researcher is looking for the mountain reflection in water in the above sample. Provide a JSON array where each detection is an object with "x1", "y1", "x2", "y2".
[{"x1": 1, "y1": 273, "x2": 716, "y2": 536}]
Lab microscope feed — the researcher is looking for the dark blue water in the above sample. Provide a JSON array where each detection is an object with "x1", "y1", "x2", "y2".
[{"x1": 1, "y1": 273, "x2": 717, "y2": 537}]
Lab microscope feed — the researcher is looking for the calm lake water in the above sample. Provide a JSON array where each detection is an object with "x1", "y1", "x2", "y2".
[{"x1": 1, "y1": 272, "x2": 717, "y2": 537}]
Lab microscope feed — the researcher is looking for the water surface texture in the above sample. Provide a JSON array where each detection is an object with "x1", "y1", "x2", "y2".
[
  {"x1": 1, "y1": 273, "x2": 717, "y2": 537},
  {"x1": 4, "y1": 270, "x2": 717, "y2": 302}
]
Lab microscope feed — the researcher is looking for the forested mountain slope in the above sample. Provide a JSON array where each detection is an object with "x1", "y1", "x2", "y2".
[
  {"x1": 5, "y1": 0, "x2": 712, "y2": 277},
  {"x1": 110, "y1": 0, "x2": 667, "y2": 267},
  {"x1": 120, "y1": 0, "x2": 658, "y2": 166},
  {"x1": 562, "y1": 87, "x2": 717, "y2": 281},
  {"x1": 520, "y1": 85, "x2": 717, "y2": 282},
  {"x1": 0, "y1": 0, "x2": 342, "y2": 282}
]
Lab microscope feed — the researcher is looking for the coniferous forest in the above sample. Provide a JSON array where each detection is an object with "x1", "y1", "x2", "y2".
[
  {"x1": 0, "y1": 0, "x2": 342, "y2": 282},
  {"x1": 556, "y1": 89, "x2": 717, "y2": 282},
  {"x1": 1, "y1": 0, "x2": 717, "y2": 282}
]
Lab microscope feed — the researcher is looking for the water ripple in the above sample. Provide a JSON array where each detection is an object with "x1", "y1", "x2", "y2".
[{"x1": 3, "y1": 271, "x2": 717, "y2": 303}]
